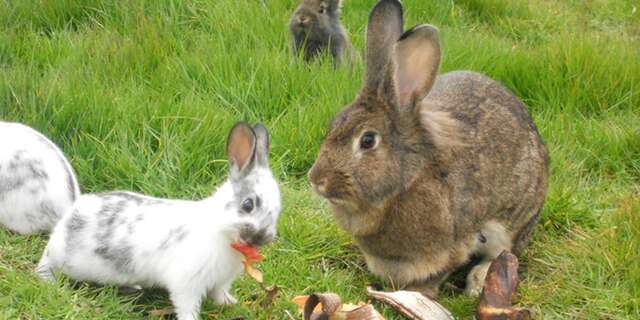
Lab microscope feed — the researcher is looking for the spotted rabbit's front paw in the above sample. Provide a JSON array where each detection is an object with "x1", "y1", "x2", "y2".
[{"x1": 211, "y1": 289, "x2": 237, "y2": 305}]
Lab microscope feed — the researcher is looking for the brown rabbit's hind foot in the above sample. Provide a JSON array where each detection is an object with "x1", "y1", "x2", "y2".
[{"x1": 465, "y1": 221, "x2": 513, "y2": 296}]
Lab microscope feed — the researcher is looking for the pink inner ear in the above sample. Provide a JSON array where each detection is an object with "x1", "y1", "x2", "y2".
[
  {"x1": 393, "y1": 28, "x2": 440, "y2": 108},
  {"x1": 228, "y1": 126, "x2": 255, "y2": 170},
  {"x1": 398, "y1": 51, "x2": 432, "y2": 106}
]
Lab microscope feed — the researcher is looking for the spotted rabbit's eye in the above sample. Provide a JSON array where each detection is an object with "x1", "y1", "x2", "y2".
[
  {"x1": 241, "y1": 198, "x2": 254, "y2": 213},
  {"x1": 359, "y1": 131, "x2": 377, "y2": 150}
]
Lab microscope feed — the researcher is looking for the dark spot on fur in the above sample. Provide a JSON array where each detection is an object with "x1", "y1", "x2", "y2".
[
  {"x1": 158, "y1": 225, "x2": 189, "y2": 250},
  {"x1": 25, "y1": 212, "x2": 37, "y2": 225},
  {"x1": 478, "y1": 233, "x2": 487, "y2": 244},
  {"x1": 97, "y1": 191, "x2": 164, "y2": 206},
  {"x1": 65, "y1": 210, "x2": 86, "y2": 252},
  {"x1": 122, "y1": 214, "x2": 141, "y2": 236},
  {"x1": 94, "y1": 241, "x2": 134, "y2": 272},
  {"x1": 93, "y1": 197, "x2": 135, "y2": 271},
  {"x1": 231, "y1": 179, "x2": 257, "y2": 215},
  {"x1": 67, "y1": 211, "x2": 86, "y2": 233},
  {"x1": 239, "y1": 224, "x2": 272, "y2": 247},
  {"x1": 255, "y1": 196, "x2": 261, "y2": 208},
  {"x1": 0, "y1": 150, "x2": 48, "y2": 200},
  {"x1": 39, "y1": 200, "x2": 58, "y2": 224}
]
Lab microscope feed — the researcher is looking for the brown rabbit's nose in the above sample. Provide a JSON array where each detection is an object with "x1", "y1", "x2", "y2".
[
  {"x1": 297, "y1": 15, "x2": 310, "y2": 26},
  {"x1": 311, "y1": 177, "x2": 327, "y2": 195},
  {"x1": 308, "y1": 166, "x2": 328, "y2": 195}
]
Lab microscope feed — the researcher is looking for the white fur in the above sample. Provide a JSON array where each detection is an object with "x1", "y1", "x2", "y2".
[
  {"x1": 0, "y1": 121, "x2": 80, "y2": 234},
  {"x1": 465, "y1": 221, "x2": 512, "y2": 296},
  {"x1": 37, "y1": 165, "x2": 281, "y2": 320}
]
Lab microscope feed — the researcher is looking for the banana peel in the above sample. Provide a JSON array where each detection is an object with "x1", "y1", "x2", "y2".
[
  {"x1": 292, "y1": 288, "x2": 457, "y2": 320},
  {"x1": 292, "y1": 293, "x2": 385, "y2": 320},
  {"x1": 365, "y1": 287, "x2": 453, "y2": 320}
]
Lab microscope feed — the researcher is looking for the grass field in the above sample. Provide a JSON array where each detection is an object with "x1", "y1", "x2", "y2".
[{"x1": 1, "y1": 0, "x2": 639, "y2": 319}]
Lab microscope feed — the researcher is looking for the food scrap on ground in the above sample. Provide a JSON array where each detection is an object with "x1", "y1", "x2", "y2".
[
  {"x1": 231, "y1": 241, "x2": 264, "y2": 283},
  {"x1": 365, "y1": 287, "x2": 454, "y2": 320},
  {"x1": 147, "y1": 307, "x2": 174, "y2": 317},
  {"x1": 292, "y1": 292, "x2": 385, "y2": 320},
  {"x1": 230, "y1": 241, "x2": 281, "y2": 310},
  {"x1": 229, "y1": 244, "x2": 530, "y2": 320},
  {"x1": 476, "y1": 251, "x2": 531, "y2": 320},
  {"x1": 260, "y1": 284, "x2": 279, "y2": 308}
]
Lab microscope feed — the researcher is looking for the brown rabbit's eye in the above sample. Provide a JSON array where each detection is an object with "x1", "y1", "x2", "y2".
[
  {"x1": 360, "y1": 132, "x2": 377, "y2": 150},
  {"x1": 241, "y1": 198, "x2": 254, "y2": 213}
]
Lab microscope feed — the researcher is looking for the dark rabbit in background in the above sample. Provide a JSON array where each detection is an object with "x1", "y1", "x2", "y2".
[
  {"x1": 309, "y1": 0, "x2": 549, "y2": 298},
  {"x1": 289, "y1": 0, "x2": 353, "y2": 65}
]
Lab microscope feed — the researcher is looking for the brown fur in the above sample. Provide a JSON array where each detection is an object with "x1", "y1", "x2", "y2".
[
  {"x1": 308, "y1": 0, "x2": 548, "y2": 297},
  {"x1": 289, "y1": 0, "x2": 354, "y2": 65}
]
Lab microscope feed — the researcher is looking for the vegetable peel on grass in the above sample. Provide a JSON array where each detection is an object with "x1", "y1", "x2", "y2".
[
  {"x1": 230, "y1": 241, "x2": 279, "y2": 308},
  {"x1": 365, "y1": 287, "x2": 453, "y2": 320},
  {"x1": 292, "y1": 293, "x2": 385, "y2": 320},
  {"x1": 476, "y1": 251, "x2": 531, "y2": 320},
  {"x1": 231, "y1": 241, "x2": 263, "y2": 283}
]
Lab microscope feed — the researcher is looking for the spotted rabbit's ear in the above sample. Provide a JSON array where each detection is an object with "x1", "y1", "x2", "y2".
[
  {"x1": 392, "y1": 24, "x2": 441, "y2": 109},
  {"x1": 364, "y1": 0, "x2": 404, "y2": 92},
  {"x1": 226, "y1": 122, "x2": 257, "y2": 180},
  {"x1": 252, "y1": 123, "x2": 270, "y2": 168}
]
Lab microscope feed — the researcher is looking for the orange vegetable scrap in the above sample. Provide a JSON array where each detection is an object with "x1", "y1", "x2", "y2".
[{"x1": 231, "y1": 241, "x2": 264, "y2": 283}]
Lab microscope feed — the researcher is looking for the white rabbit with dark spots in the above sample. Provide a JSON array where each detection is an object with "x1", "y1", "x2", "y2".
[
  {"x1": 37, "y1": 122, "x2": 282, "y2": 320},
  {"x1": 0, "y1": 121, "x2": 80, "y2": 234}
]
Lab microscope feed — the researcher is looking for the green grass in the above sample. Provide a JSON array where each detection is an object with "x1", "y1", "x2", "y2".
[{"x1": 1, "y1": 0, "x2": 638, "y2": 318}]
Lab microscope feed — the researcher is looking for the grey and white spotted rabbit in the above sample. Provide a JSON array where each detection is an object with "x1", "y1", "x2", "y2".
[
  {"x1": 289, "y1": 0, "x2": 354, "y2": 65},
  {"x1": 0, "y1": 121, "x2": 80, "y2": 234},
  {"x1": 37, "y1": 122, "x2": 282, "y2": 320},
  {"x1": 308, "y1": 0, "x2": 549, "y2": 298}
]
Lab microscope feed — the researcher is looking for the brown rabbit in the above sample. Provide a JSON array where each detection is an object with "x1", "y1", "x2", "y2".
[
  {"x1": 289, "y1": 0, "x2": 353, "y2": 65},
  {"x1": 308, "y1": 0, "x2": 548, "y2": 298}
]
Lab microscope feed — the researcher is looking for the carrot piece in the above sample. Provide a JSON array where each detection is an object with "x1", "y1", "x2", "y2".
[{"x1": 230, "y1": 241, "x2": 263, "y2": 262}]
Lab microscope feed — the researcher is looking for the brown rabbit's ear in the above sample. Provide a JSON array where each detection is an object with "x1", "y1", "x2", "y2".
[
  {"x1": 392, "y1": 24, "x2": 441, "y2": 109},
  {"x1": 226, "y1": 122, "x2": 257, "y2": 180},
  {"x1": 365, "y1": 0, "x2": 404, "y2": 91},
  {"x1": 326, "y1": 0, "x2": 342, "y2": 12}
]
